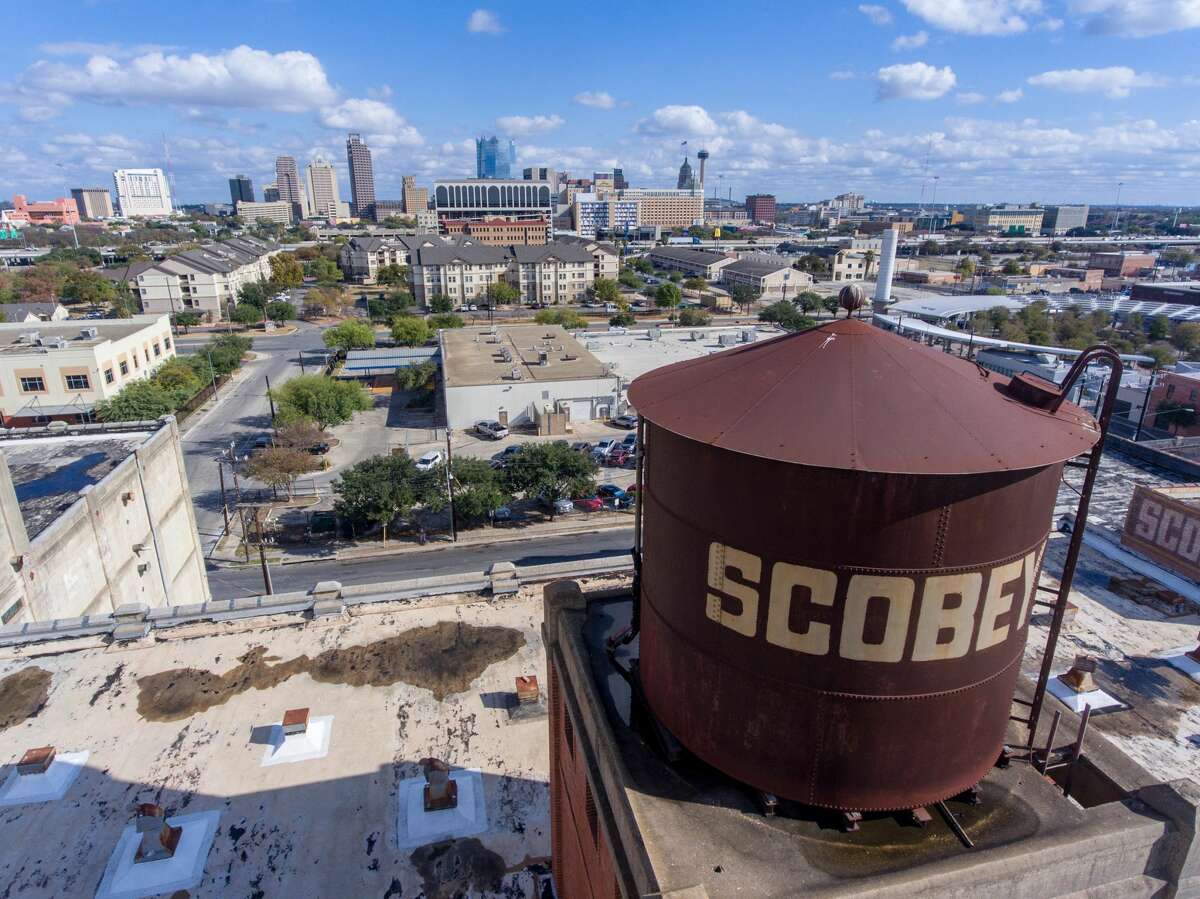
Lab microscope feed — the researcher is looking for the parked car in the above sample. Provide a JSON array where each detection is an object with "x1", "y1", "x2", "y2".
[
  {"x1": 252, "y1": 435, "x2": 274, "y2": 451},
  {"x1": 606, "y1": 448, "x2": 632, "y2": 467},
  {"x1": 621, "y1": 433, "x2": 637, "y2": 451},
  {"x1": 540, "y1": 496, "x2": 574, "y2": 516},
  {"x1": 475, "y1": 420, "x2": 509, "y2": 440},
  {"x1": 415, "y1": 450, "x2": 443, "y2": 472},
  {"x1": 468, "y1": 304, "x2": 479, "y2": 311},
  {"x1": 574, "y1": 496, "x2": 604, "y2": 513},
  {"x1": 571, "y1": 441, "x2": 593, "y2": 455},
  {"x1": 306, "y1": 441, "x2": 331, "y2": 455},
  {"x1": 611, "y1": 414, "x2": 638, "y2": 429},
  {"x1": 490, "y1": 445, "x2": 524, "y2": 468},
  {"x1": 597, "y1": 484, "x2": 628, "y2": 502},
  {"x1": 490, "y1": 506, "x2": 513, "y2": 522},
  {"x1": 593, "y1": 438, "x2": 618, "y2": 459}
]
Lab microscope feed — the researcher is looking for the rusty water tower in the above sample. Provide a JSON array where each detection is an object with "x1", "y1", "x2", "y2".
[{"x1": 627, "y1": 318, "x2": 1102, "y2": 812}]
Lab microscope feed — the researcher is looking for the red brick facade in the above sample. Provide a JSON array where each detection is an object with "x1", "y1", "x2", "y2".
[{"x1": 549, "y1": 659, "x2": 621, "y2": 899}]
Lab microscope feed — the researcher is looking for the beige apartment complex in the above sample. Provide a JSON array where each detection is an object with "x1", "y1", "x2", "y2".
[
  {"x1": 610, "y1": 188, "x2": 703, "y2": 228},
  {"x1": 134, "y1": 236, "x2": 280, "y2": 321},
  {"x1": 236, "y1": 200, "x2": 294, "y2": 226},
  {"x1": 0, "y1": 316, "x2": 175, "y2": 426}
]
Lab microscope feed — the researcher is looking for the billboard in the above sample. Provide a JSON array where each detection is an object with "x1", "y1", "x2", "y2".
[{"x1": 1121, "y1": 484, "x2": 1200, "y2": 582}]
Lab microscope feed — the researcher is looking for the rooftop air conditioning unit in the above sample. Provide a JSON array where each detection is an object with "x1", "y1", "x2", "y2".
[
  {"x1": 719, "y1": 333, "x2": 739, "y2": 347},
  {"x1": 80, "y1": 327, "x2": 99, "y2": 339},
  {"x1": 19, "y1": 331, "x2": 39, "y2": 344},
  {"x1": 538, "y1": 350, "x2": 549, "y2": 366},
  {"x1": 741, "y1": 329, "x2": 757, "y2": 343},
  {"x1": 647, "y1": 328, "x2": 662, "y2": 341},
  {"x1": 510, "y1": 367, "x2": 522, "y2": 380}
]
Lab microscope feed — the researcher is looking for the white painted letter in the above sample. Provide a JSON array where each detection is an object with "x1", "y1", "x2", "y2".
[
  {"x1": 706, "y1": 542, "x2": 760, "y2": 638},
  {"x1": 913, "y1": 572, "x2": 982, "y2": 661},
  {"x1": 766, "y1": 563, "x2": 836, "y2": 656},
  {"x1": 840, "y1": 575, "x2": 914, "y2": 663}
]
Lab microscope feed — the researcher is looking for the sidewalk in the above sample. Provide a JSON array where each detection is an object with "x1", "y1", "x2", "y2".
[{"x1": 209, "y1": 509, "x2": 633, "y2": 568}]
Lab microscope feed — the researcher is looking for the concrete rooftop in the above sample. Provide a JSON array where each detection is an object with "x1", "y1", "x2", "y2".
[
  {"x1": 585, "y1": 325, "x2": 785, "y2": 384},
  {"x1": 0, "y1": 588, "x2": 553, "y2": 898},
  {"x1": 1, "y1": 432, "x2": 151, "y2": 539},
  {"x1": 0, "y1": 317, "x2": 161, "y2": 354},
  {"x1": 441, "y1": 325, "x2": 610, "y2": 388}
]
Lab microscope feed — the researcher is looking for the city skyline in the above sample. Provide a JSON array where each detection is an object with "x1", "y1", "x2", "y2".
[{"x1": 1, "y1": 0, "x2": 1199, "y2": 205}]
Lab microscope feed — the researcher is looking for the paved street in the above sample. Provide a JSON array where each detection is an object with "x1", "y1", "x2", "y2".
[
  {"x1": 176, "y1": 321, "x2": 328, "y2": 553},
  {"x1": 205, "y1": 524, "x2": 633, "y2": 598}
]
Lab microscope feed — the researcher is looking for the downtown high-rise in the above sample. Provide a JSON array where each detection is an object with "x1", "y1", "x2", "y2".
[
  {"x1": 476, "y1": 135, "x2": 516, "y2": 179},
  {"x1": 345, "y1": 133, "x2": 376, "y2": 219},
  {"x1": 228, "y1": 174, "x2": 254, "y2": 205},
  {"x1": 274, "y1": 156, "x2": 307, "y2": 220}
]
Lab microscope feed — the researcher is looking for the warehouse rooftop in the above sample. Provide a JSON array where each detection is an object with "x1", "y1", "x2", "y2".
[
  {"x1": 0, "y1": 588, "x2": 552, "y2": 897},
  {"x1": 0, "y1": 430, "x2": 151, "y2": 538},
  {"x1": 0, "y1": 316, "x2": 165, "y2": 354},
  {"x1": 440, "y1": 324, "x2": 610, "y2": 387}
]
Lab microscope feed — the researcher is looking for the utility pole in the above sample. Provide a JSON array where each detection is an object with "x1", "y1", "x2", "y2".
[
  {"x1": 217, "y1": 461, "x2": 230, "y2": 533},
  {"x1": 1134, "y1": 366, "x2": 1157, "y2": 441},
  {"x1": 206, "y1": 348, "x2": 219, "y2": 400},
  {"x1": 265, "y1": 374, "x2": 277, "y2": 426},
  {"x1": 1113, "y1": 182, "x2": 1125, "y2": 232},
  {"x1": 444, "y1": 428, "x2": 457, "y2": 542},
  {"x1": 254, "y1": 510, "x2": 274, "y2": 595}
]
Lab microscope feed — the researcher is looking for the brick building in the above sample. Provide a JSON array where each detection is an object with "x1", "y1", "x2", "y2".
[
  {"x1": 1087, "y1": 251, "x2": 1156, "y2": 277},
  {"x1": 441, "y1": 217, "x2": 549, "y2": 245},
  {"x1": 744, "y1": 194, "x2": 776, "y2": 223},
  {"x1": 8, "y1": 194, "x2": 80, "y2": 225}
]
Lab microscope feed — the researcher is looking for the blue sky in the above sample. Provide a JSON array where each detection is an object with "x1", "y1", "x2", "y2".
[{"x1": 2, "y1": 0, "x2": 1199, "y2": 205}]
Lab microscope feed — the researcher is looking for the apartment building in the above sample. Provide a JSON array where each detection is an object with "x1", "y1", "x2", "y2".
[
  {"x1": 112, "y1": 168, "x2": 173, "y2": 217},
  {"x1": 0, "y1": 316, "x2": 175, "y2": 426},
  {"x1": 831, "y1": 248, "x2": 878, "y2": 281},
  {"x1": 554, "y1": 235, "x2": 619, "y2": 281},
  {"x1": 572, "y1": 194, "x2": 638, "y2": 239},
  {"x1": 745, "y1": 194, "x2": 777, "y2": 223},
  {"x1": 645, "y1": 246, "x2": 735, "y2": 279},
  {"x1": 133, "y1": 236, "x2": 280, "y2": 321},
  {"x1": 236, "y1": 200, "x2": 294, "y2": 226},
  {"x1": 70, "y1": 188, "x2": 115, "y2": 220},
  {"x1": 338, "y1": 233, "x2": 444, "y2": 284},
  {"x1": 402, "y1": 176, "x2": 429, "y2": 214},
  {"x1": 608, "y1": 188, "x2": 703, "y2": 229},
  {"x1": 411, "y1": 242, "x2": 512, "y2": 305},
  {"x1": 442, "y1": 217, "x2": 549, "y2": 245},
  {"x1": 510, "y1": 244, "x2": 595, "y2": 304},
  {"x1": 970, "y1": 204, "x2": 1045, "y2": 234}
]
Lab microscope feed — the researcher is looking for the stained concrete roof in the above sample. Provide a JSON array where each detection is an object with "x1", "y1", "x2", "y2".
[
  {"x1": 0, "y1": 588, "x2": 552, "y2": 897},
  {"x1": 0, "y1": 316, "x2": 163, "y2": 354},
  {"x1": 441, "y1": 324, "x2": 611, "y2": 388},
  {"x1": 1, "y1": 432, "x2": 150, "y2": 538}
]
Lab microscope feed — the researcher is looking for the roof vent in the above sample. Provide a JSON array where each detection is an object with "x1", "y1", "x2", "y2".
[
  {"x1": 19, "y1": 331, "x2": 39, "y2": 344},
  {"x1": 80, "y1": 327, "x2": 99, "y2": 340},
  {"x1": 509, "y1": 367, "x2": 522, "y2": 380},
  {"x1": 37, "y1": 337, "x2": 68, "y2": 349},
  {"x1": 538, "y1": 350, "x2": 549, "y2": 366}
]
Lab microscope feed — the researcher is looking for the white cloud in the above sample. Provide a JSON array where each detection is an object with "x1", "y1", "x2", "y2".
[
  {"x1": 892, "y1": 30, "x2": 930, "y2": 49},
  {"x1": 22, "y1": 45, "x2": 338, "y2": 112},
  {"x1": 319, "y1": 99, "x2": 423, "y2": 145},
  {"x1": 996, "y1": 87, "x2": 1024, "y2": 102},
  {"x1": 495, "y1": 114, "x2": 564, "y2": 135},
  {"x1": 467, "y1": 9, "x2": 504, "y2": 33},
  {"x1": 956, "y1": 91, "x2": 987, "y2": 104},
  {"x1": 859, "y1": 3, "x2": 895, "y2": 24},
  {"x1": 1070, "y1": 0, "x2": 1200, "y2": 36},
  {"x1": 37, "y1": 41, "x2": 177, "y2": 58},
  {"x1": 829, "y1": 69, "x2": 857, "y2": 80},
  {"x1": 1027, "y1": 66, "x2": 1166, "y2": 98},
  {"x1": 573, "y1": 91, "x2": 616, "y2": 109},
  {"x1": 876, "y1": 62, "x2": 957, "y2": 100},
  {"x1": 635, "y1": 104, "x2": 721, "y2": 136},
  {"x1": 902, "y1": 0, "x2": 1046, "y2": 35}
]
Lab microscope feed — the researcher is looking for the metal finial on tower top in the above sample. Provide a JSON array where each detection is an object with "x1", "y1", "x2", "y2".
[{"x1": 838, "y1": 284, "x2": 866, "y2": 318}]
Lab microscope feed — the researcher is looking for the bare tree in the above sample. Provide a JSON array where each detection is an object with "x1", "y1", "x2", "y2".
[{"x1": 245, "y1": 447, "x2": 318, "y2": 499}]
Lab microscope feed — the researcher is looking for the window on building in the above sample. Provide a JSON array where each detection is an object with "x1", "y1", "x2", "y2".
[
  {"x1": 163, "y1": 337, "x2": 171, "y2": 349},
  {"x1": 144, "y1": 348, "x2": 151, "y2": 363},
  {"x1": 1, "y1": 599, "x2": 23, "y2": 625},
  {"x1": 65, "y1": 374, "x2": 90, "y2": 390},
  {"x1": 133, "y1": 355, "x2": 139, "y2": 369},
  {"x1": 120, "y1": 360, "x2": 129, "y2": 375},
  {"x1": 104, "y1": 368, "x2": 114, "y2": 384},
  {"x1": 153, "y1": 342, "x2": 161, "y2": 357},
  {"x1": 33, "y1": 414, "x2": 51, "y2": 424},
  {"x1": 75, "y1": 410, "x2": 96, "y2": 424},
  {"x1": 19, "y1": 376, "x2": 45, "y2": 392}
]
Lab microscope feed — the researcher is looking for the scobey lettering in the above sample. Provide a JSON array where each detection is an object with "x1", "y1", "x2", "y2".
[{"x1": 704, "y1": 542, "x2": 1043, "y2": 664}]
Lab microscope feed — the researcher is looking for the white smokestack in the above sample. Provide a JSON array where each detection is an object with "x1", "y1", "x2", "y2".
[{"x1": 873, "y1": 227, "x2": 899, "y2": 309}]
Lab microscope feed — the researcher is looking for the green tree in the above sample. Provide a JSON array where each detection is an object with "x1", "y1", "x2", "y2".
[
  {"x1": 425, "y1": 457, "x2": 511, "y2": 528},
  {"x1": 682, "y1": 277, "x2": 708, "y2": 293},
  {"x1": 245, "y1": 447, "x2": 318, "y2": 499},
  {"x1": 376, "y1": 263, "x2": 409, "y2": 286},
  {"x1": 306, "y1": 256, "x2": 344, "y2": 285},
  {"x1": 609, "y1": 312, "x2": 637, "y2": 327},
  {"x1": 268, "y1": 253, "x2": 304, "y2": 289},
  {"x1": 668, "y1": 271, "x2": 683, "y2": 283},
  {"x1": 630, "y1": 257, "x2": 654, "y2": 274},
  {"x1": 231, "y1": 303, "x2": 264, "y2": 325},
  {"x1": 655, "y1": 282, "x2": 682, "y2": 317},
  {"x1": 95, "y1": 380, "x2": 181, "y2": 421},
  {"x1": 428, "y1": 294, "x2": 455, "y2": 314},
  {"x1": 1171, "y1": 323, "x2": 1200, "y2": 356},
  {"x1": 795, "y1": 291, "x2": 823, "y2": 314},
  {"x1": 275, "y1": 419, "x2": 325, "y2": 452},
  {"x1": 110, "y1": 282, "x2": 139, "y2": 318},
  {"x1": 502, "y1": 442, "x2": 598, "y2": 519},
  {"x1": 265, "y1": 300, "x2": 296, "y2": 324},
  {"x1": 1149, "y1": 315, "x2": 1171, "y2": 341},
  {"x1": 485, "y1": 281, "x2": 520, "y2": 306},
  {"x1": 333, "y1": 453, "x2": 433, "y2": 541},
  {"x1": 396, "y1": 359, "x2": 438, "y2": 391},
  {"x1": 1154, "y1": 399, "x2": 1197, "y2": 431},
  {"x1": 759, "y1": 300, "x2": 814, "y2": 332},
  {"x1": 427, "y1": 313, "x2": 464, "y2": 330},
  {"x1": 61, "y1": 270, "x2": 116, "y2": 307},
  {"x1": 678, "y1": 308, "x2": 712, "y2": 326},
  {"x1": 367, "y1": 291, "x2": 412, "y2": 322},
  {"x1": 323, "y1": 319, "x2": 376, "y2": 351},
  {"x1": 273, "y1": 374, "x2": 372, "y2": 429},
  {"x1": 728, "y1": 283, "x2": 759, "y2": 315},
  {"x1": 204, "y1": 333, "x2": 254, "y2": 375},
  {"x1": 171, "y1": 311, "x2": 201, "y2": 332},
  {"x1": 237, "y1": 280, "x2": 271, "y2": 308},
  {"x1": 152, "y1": 358, "x2": 202, "y2": 396},
  {"x1": 1001, "y1": 259, "x2": 1023, "y2": 275},
  {"x1": 618, "y1": 269, "x2": 644, "y2": 290},
  {"x1": 391, "y1": 315, "x2": 432, "y2": 346},
  {"x1": 592, "y1": 278, "x2": 621, "y2": 304},
  {"x1": 534, "y1": 308, "x2": 588, "y2": 329}
]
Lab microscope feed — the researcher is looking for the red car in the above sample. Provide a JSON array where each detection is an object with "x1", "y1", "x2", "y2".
[
  {"x1": 606, "y1": 449, "x2": 631, "y2": 467},
  {"x1": 573, "y1": 496, "x2": 604, "y2": 512}
]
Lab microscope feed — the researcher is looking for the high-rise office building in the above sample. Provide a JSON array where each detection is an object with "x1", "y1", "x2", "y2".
[
  {"x1": 305, "y1": 155, "x2": 341, "y2": 221},
  {"x1": 112, "y1": 168, "x2": 174, "y2": 217},
  {"x1": 228, "y1": 175, "x2": 254, "y2": 205},
  {"x1": 593, "y1": 169, "x2": 629, "y2": 190},
  {"x1": 402, "y1": 176, "x2": 428, "y2": 214},
  {"x1": 345, "y1": 133, "x2": 376, "y2": 218},
  {"x1": 263, "y1": 184, "x2": 280, "y2": 203},
  {"x1": 676, "y1": 157, "x2": 696, "y2": 192},
  {"x1": 274, "y1": 156, "x2": 307, "y2": 220},
  {"x1": 70, "y1": 188, "x2": 114, "y2": 220},
  {"x1": 476, "y1": 135, "x2": 516, "y2": 179}
]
